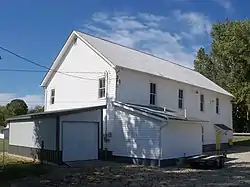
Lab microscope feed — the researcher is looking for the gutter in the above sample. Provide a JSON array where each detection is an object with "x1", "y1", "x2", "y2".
[{"x1": 158, "y1": 107, "x2": 169, "y2": 167}]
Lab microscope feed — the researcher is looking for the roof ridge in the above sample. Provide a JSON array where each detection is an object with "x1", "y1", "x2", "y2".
[{"x1": 75, "y1": 30, "x2": 195, "y2": 72}]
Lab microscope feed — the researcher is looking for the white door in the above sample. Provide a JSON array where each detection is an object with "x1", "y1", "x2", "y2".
[{"x1": 62, "y1": 121, "x2": 98, "y2": 162}]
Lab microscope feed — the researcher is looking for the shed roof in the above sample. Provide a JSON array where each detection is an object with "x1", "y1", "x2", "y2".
[
  {"x1": 114, "y1": 101, "x2": 208, "y2": 123},
  {"x1": 6, "y1": 105, "x2": 105, "y2": 122},
  {"x1": 214, "y1": 124, "x2": 232, "y2": 131}
]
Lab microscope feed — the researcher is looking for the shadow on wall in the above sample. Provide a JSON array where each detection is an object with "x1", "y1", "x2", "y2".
[
  {"x1": 32, "y1": 118, "x2": 60, "y2": 163},
  {"x1": 112, "y1": 108, "x2": 160, "y2": 165}
]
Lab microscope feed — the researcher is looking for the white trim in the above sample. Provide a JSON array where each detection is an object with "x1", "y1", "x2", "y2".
[
  {"x1": 41, "y1": 32, "x2": 76, "y2": 87},
  {"x1": 40, "y1": 31, "x2": 116, "y2": 87},
  {"x1": 75, "y1": 31, "x2": 116, "y2": 69}
]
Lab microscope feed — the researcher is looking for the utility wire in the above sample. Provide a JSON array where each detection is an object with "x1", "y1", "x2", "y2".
[
  {"x1": 0, "y1": 68, "x2": 104, "y2": 74},
  {"x1": 0, "y1": 46, "x2": 103, "y2": 80}
]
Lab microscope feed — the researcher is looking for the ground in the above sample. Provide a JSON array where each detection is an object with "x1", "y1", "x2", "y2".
[{"x1": 1, "y1": 137, "x2": 250, "y2": 186}]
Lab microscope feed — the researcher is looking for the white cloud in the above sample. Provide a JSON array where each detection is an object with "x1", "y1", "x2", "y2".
[
  {"x1": 213, "y1": 0, "x2": 233, "y2": 11},
  {"x1": 173, "y1": 10, "x2": 212, "y2": 35},
  {"x1": 0, "y1": 93, "x2": 43, "y2": 108},
  {"x1": 81, "y1": 11, "x2": 212, "y2": 68}
]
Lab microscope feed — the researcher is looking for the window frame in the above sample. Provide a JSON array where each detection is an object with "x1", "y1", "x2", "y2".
[
  {"x1": 50, "y1": 89, "x2": 55, "y2": 105},
  {"x1": 216, "y1": 98, "x2": 220, "y2": 114},
  {"x1": 98, "y1": 77, "x2": 106, "y2": 99},
  {"x1": 200, "y1": 94, "x2": 205, "y2": 112},
  {"x1": 178, "y1": 89, "x2": 184, "y2": 109},
  {"x1": 149, "y1": 83, "x2": 156, "y2": 105}
]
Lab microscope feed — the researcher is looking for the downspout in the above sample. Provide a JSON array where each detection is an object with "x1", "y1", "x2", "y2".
[
  {"x1": 158, "y1": 107, "x2": 169, "y2": 167},
  {"x1": 104, "y1": 71, "x2": 109, "y2": 160}
]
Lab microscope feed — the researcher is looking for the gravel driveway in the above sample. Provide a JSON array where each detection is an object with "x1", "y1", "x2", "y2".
[{"x1": 10, "y1": 146, "x2": 250, "y2": 187}]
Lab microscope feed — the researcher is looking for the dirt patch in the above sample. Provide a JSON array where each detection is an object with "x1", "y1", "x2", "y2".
[{"x1": 9, "y1": 147, "x2": 250, "y2": 187}]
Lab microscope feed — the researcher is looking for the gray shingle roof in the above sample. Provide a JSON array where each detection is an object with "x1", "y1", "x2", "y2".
[{"x1": 76, "y1": 31, "x2": 233, "y2": 97}]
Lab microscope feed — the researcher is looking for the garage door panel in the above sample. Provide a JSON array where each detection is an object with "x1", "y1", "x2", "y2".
[{"x1": 62, "y1": 122, "x2": 98, "y2": 162}]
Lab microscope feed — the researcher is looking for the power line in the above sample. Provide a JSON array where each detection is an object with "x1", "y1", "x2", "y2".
[
  {"x1": 0, "y1": 46, "x2": 103, "y2": 80},
  {"x1": 0, "y1": 68, "x2": 104, "y2": 74}
]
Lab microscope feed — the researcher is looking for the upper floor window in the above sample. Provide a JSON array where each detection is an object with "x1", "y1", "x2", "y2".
[
  {"x1": 178, "y1": 89, "x2": 184, "y2": 109},
  {"x1": 150, "y1": 83, "x2": 156, "y2": 105},
  {"x1": 98, "y1": 77, "x2": 106, "y2": 98},
  {"x1": 200, "y1": 94, "x2": 204, "y2": 112},
  {"x1": 216, "y1": 98, "x2": 220, "y2": 114},
  {"x1": 50, "y1": 89, "x2": 55, "y2": 105}
]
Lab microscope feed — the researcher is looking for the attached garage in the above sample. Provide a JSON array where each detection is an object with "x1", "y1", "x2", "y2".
[{"x1": 6, "y1": 105, "x2": 105, "y2": 164}]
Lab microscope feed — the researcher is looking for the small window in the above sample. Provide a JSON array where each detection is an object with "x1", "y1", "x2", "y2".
[
  {"x1": 50, "y1": 89, "x2": 55, "y2": 105},
  {"x1": 99, "y1": 78, "x2": 106, "y2": 98},
  {"x1": 200, "y1": 94, "x2": 204, "y2": 112},
  {"x1": 178, "y1": 89, "x2": 184, "y2": 109},
  {"x1": 216, "y1": 98, "x2": 219, "y2": 114},
  {"x1": 150, "y1": 83, "x2": 156, "y2": 105}
]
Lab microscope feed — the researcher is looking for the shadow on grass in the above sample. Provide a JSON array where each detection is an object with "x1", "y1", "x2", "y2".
[{"x1": 0, "y1": 162, "x2": 48, "y2": 182}]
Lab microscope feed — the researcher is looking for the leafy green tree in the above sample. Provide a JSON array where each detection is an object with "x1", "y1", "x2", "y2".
[
  {"x1": 0, "y1": 106, "x2": 9, "y2": 126},
  {"x1": 6, "y1": 99, "x2": 28, "y2": 116},
  {"x1": 28, "y1": 105, "x2": 44, "y2": 114},
  {"x1": 194, "y1": 19, "x2": 250, "y2": 132}
]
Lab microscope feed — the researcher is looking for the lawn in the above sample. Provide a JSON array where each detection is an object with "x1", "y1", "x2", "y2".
[
  {"x1": 0, "y1": 155, "x2": 48, "y2": 182},
  {"x1": 0, "y1": 139, "x2": 8, "y2": 152},
  {"x1": 233, "y1": 135, "x2": 250, "y2": 146}
]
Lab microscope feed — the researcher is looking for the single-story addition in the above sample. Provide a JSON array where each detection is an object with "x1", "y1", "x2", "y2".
[
  {"x1": 7, "y1": 101, "x2": 211, "y2": 166},
  {"x1": 7, "y1": 106, "x2": 105, "y2": 164}
]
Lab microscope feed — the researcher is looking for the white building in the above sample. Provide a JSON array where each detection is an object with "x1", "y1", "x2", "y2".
[{"x1": 6, "y1": 30, "x2": 233, "y2": 166}]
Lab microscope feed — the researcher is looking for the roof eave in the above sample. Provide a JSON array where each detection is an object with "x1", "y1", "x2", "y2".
[{"x1": 40, "y1": 31, "x2": 78, "y2": 87}]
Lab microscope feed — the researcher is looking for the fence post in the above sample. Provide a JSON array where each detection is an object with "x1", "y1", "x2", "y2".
[
  {"x1": 41, "y1": 140, "x2": 44, "y2": 164},
  {"x1": 2, "y1": 140, "x2": 5, "y2": 169}
]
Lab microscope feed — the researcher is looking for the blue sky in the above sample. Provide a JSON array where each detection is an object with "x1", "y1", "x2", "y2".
[{"x1": 0, "y1": 0, "x2": 247, "y2": 107}]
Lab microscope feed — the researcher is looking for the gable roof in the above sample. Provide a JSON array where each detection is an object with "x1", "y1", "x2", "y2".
[{"x1": 41, "y1": 30, "x2": 233, "y2": 97}]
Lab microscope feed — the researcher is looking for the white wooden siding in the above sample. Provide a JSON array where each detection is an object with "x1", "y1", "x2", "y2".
[
  {"x1": 116, "y1": 68, "x2": 233, "y2": 145},
  {"x1": 9, "y1": 118, "x2": 57, "y2": 150},
  {"x1": 45, "y1": 37, "x2": 116, "y2": 111},
  {"x1": 59, "y1": 109, "x2": 102, "y2": 151},
  {"x1": 112, "y1": 107, "x2": 160, "y2": 159},
  {"x1": 161, "y1": 121, "x2": 202, "y2": 159}
]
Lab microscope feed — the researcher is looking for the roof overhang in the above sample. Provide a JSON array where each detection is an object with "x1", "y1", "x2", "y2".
[
  {"x1": 40, "y1": 31, "x2": 116, "y2": 87},
  {"x1": 214, "y1": 124, "x2": 233, "y2": 131},
  {"x1": 6, "y1": 105, "x2": 106, "y2": 123}
]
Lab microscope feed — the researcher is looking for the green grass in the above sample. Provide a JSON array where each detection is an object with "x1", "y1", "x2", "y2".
[
  {"x1": 0, "y1": 139, "x2": 8, "y2": 152},
  {"x1": 233, "y1": 136, "x2": 250, "y2": 146},
  {"x1": 0, "y1": 155, "x2": 48, "y2": 181}
]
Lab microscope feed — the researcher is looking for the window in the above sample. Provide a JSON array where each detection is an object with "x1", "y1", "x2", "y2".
[
  {"x1": 99, "y1": 77, "x2": 106, "y2": 98},
  {"x1": 50, "y1": 89, "x2": 55, "y2": 105},
  {"x1": 150, "y1": 83, "x2": 156, "y2": 105},
  {"x1": 216, "y1": 98, "x2": 220, "y2": 114},
  {"x1": 178, "y1": 89, "x2": 184, "y2": 109},
  {"x1": 200, "y1": 94, "x2": 204, "y2": 112}
]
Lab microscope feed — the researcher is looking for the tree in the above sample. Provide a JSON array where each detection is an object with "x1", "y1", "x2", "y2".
[
  {"x1": 194, "y1": 19, "x2": 250, "y2": 132},
  {"x1": 6, "y1": 99, "x2": 28, "y2": 116},
  {"x1": 0, "y1": 106, "x2": 9, "y2": 126},
  {"x1": 28, "y1": 105, "x2": 44, "y2": 114}
]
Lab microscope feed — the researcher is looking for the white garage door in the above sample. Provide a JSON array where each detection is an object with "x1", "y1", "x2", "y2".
[
  {"x1": 62, "y1": 121, "x2": 98, "y2": 162},
  {"x1": 162, "y1": 122, "x2": 202, "y2": 159}
]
